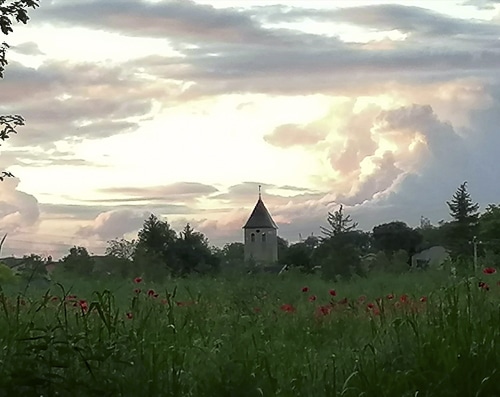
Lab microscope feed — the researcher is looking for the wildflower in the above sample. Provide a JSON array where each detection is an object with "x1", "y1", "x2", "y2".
[
  {"x1": 66, "y1": 295, "x2": 77, "y2": 302},
  {"x1": 482, "y1": 267, "x2": 496, "y2": 275},
  {"x1": 78, "y1": 300, "x2": 88, "y2": 313},
  {"x1": 478, "y1": 281, "x2": 490, "y2": 291},
  {"x1": 280, "y1": 304, "x2": 296, "y2": 313},
  {"x1": 372, "y1": 308, "x2": 380, "y2": 316},
  {"x1": 308, "y1": 295, "x2": 317, "y2": 302},
  {"x1": 357, "y1": 295, "x2": 366, "y2": 304},
  {"x1": 399, "y1": 294, "x2": 409, "y2": 303},
  {"x1": 147, "y1": 289, "x2": 156, "y2": 297},
  {"x1": 126, "y1": 312, "x2": 133, "y2": 319},
  {"x1": 134, "y1": 288, "x2": 141, "y2": 294},
  {"x1": 134, "y1": 277, "x2": 143, "y2": 284},
  {"x1": 328, "y1": 289, "x2": 336, "y2": 297},
  {"x1": 419, "y1": 296, "x2": 427, "y2": 303},
  {"x1": 367, "y1": 302, "x2": 375, "y2": 310},
  {"x1": 316, "y1": 305, "x2": 331, "y2": 316},
  {"x1": 51, "y1": 296, "x2": 59, "y2": 302},
  {"x1": 301, "y1": 286, "x2": 309, "y2": 293},
  {"x1": 386, "y1": 294, "x2": 394, "y2": 300}
]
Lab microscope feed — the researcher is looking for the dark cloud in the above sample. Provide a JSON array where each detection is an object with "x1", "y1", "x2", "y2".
[
  {"x1": 100, "y1": 181, "x2": 218, "y2": 199},
  {"x1": 11, "y1": 41, "x2": 45, "y2": 56}
]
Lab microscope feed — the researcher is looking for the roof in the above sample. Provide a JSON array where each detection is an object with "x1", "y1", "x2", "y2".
[{"x1": 243, "y1": 197, "x2": 278, "y2": 229}]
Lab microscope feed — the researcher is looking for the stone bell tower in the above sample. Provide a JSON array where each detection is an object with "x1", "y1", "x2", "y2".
[{"x1": 242, "y1": 186, "x2": 278, "y2": 264}]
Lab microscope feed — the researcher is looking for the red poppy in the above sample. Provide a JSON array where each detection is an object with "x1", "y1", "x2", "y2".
[
  {"x1": 483, "y1": 267, "x2": 496, "y2": 275},
  {"x1": 399, "y1": 294, "x2": 409, "y2": 303},
  {"x1": 147, "y1": 289, "x2": 155, "y2": 297},
  {"x1": 126, "y1": 312, "x2": 133, "y2": 319},
  {"x1": 367, "y1": 302, "x2": 375, "y2": 310},
  {"x1": 479, "y1": 281, "x2": 490, "y2": 291},
  {"x1": 66, "y1": 295, "x2": 77, "y2": 302},
  {"x1": 328, "y1": 289, "x2": 336, "y2": 297},
  {"x1": 280, "y1": 304, "x2": 296, "y2": 313},
  {"x1": 308, "y1": 295, "x2": 317, "y2": 302},
  {"x1": 134, "y1": 288, "x2": 141, "y2": 294},
  {"x1": 134, "y1": 277, "x2": 143, "y2": 284},
  {"x1": 372, "y1": 308, "x2": 380, "y2": 316},
  {"x1": 301, "y1": 286, "x2": 309, "y2": 293},
  {"x1": 51, "y1": 296, "x2": 59, "y2": 302},
  {"x1": 78, "y1": 300, "x2": 88, "y2": 313},
  {"x1": 316, "y1": 305, "x2": 331, "y2": 316},
  {"x1": 419, "y1": 296, "x2": 427, "y2": 303},
  {"x1": 386, "y1": 294, "x2": 394, "y2": 300}
]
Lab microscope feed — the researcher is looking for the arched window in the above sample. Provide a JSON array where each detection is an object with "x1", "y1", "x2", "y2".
[
  {"x1": 262, "y1": 233, "x2": 266, "y2": 242},
  {"x1": 251, "y1": 233, "x2": 255, "y2": 242}
]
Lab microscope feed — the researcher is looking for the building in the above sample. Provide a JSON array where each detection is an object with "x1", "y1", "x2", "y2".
[{"x1": 242, "y1": 188, "x2": 278, "y2": 264}]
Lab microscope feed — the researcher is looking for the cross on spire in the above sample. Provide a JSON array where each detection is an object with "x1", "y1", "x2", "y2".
[{"x1": 258, "y1": 184, "x2": 262, "y2": 199}]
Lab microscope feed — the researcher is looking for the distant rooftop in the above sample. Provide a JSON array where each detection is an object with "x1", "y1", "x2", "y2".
[{"x1": 243, "y1": 196, "x2": 278, "y2": 229}]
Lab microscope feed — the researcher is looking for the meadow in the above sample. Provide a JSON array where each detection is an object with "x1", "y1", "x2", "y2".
[{"x1": 0, "y1": 267, "x2": 499, "y2": 397}]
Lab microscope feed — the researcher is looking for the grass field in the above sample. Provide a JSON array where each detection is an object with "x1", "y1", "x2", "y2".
[{"x1": 0, "y1": 268, "x2": 499, "y2": 397}]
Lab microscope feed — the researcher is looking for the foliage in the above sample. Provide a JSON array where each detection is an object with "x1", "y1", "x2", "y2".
[
  {"x1": 0, "y1": 262, "x2": 16, "y2": 284},
  {"x1": 61, "y1": 246, "x2": 94, "y2": 277},
  {"x1": 14, "y1": 253, "x2": 48, "y2": 281},
  {"x1": 446, "y1": 181, "x2": 480, "y2": 260},
  {"x1": 320, "y1": 204, "x2": 358, "y2": 239},
  {"x1": 1, "y1": 0, "x2": 40, "y2": 180},
  {"x1": 478, "y1": 204, "x2": 500, "y2": 255},
  {"x1": 372, "y1": 221, "x2": 422, "y2": 259},
  {"x1": 0, "y1": 270, "x2": 498, "y2": 396},
  {"x1": 105, "y1": 238, "x2": 137, "y2": 260}
]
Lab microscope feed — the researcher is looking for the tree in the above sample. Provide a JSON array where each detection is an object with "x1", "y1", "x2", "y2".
[
  {"x1": 173, "y1": 223, "x2": 219, "y2": 275},
  {"x1": 105, "y1": 238, "x2": 137, "y2": 261},
  {"x1": 320, "y1": 204, "x2": 358, "y2": 239},
  {"x1": 219, "y1": 242, "x2": 244, "y2": 266},
  {"x1": 61, "y1": 246, "x2": 94, "y2": 277},
  {"x1": 446, "y1": 181, "x2": 480, "y2": 259},
  {"x1": 372, "y1": 221, "x2": 423, "y2": 259},
  {"x1": 1, "y1": 1, "x2": 40, "y2": 180},
  {"x1": 135, "y1": 214, "x2": 178, "y2": 279},
  {"x1": 478, "y1": 204, "x2": 500, "y2": 256}
]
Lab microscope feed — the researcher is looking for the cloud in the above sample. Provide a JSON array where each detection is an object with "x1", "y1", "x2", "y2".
[
  {"x1": 11, "y1": 41, "x2": 45, "y2": 56},
  {"x1": 99, "y1": 182, "x2": 219, "y2": 202},
  {"x1": 264, "y1": 122, "x2": 329, "y2": 148},
  {"x1": 77, "y1": 209, "x2": 150, "y2": 240},
  {"x1": 0, "y1": 177, "x2": 40, "y2": 233}
]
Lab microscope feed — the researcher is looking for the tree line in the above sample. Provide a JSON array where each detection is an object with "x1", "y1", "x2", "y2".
[{"x1": 2, "y1": 180, "x2": 498, "y2": 283}]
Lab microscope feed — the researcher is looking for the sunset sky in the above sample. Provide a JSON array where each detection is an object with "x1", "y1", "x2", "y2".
[{"x1": 1, "y1": 0, "x2": 500, "y2": 258}]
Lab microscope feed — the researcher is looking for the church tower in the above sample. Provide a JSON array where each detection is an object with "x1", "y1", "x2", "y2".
[{"x1": 242, "y1": 186, "x2": 278, "y2": 263}]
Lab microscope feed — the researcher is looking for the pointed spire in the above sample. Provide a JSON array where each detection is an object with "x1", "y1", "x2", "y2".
[{"x1": 258, "y1": 184, "x2": 262, "y2": 199}]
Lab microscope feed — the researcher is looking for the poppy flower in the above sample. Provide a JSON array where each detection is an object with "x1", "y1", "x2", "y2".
[
  {"x1": 419, "y1": 296, "x2": 427, "y2": 303},
  {"x1": 328, "y1": 289, "x2": 336, "y2": 297},
  {"x1": 399, "y1": 294, "x2": 409, "y2": 303},
  {"x1": 126, "y1": 312, "x2": 133, "y2": 319},
  {"x1": 134, "y1": 288, "x2": 141, "y2": 294},
  {"x1": 134, "y1": 277, "x2": 143, "y2": 284},
  {"x1": 301, "y1": 286, "x2": 309, "y2": 293},
  {"x1": 483, "y1": 267, "x2": 496, "y2": 275},
  {"x1": 316, "y1": 305, "x2": 331, "y2": 316},
  {"x1": 78, "y1": 300, "x2": 88, "y2": 313},
  {"x1": 479, "y1": 281, "x2": 490, "y2": 291},
  {"x1": 308, "y1": 295, "x2": 317, "y2": 302},
  {"x1": 367, "y1": 302, "x2": 375, "y2": 310},
  {"x1": 51, "y1": 296, "x2": 59, "y2": 302},
  {"x1": 147, "y1": 289, "x2": 156, "y2": 297},
  {"x1": 280, "y1": 304, "x2": 296, "y2": 313},
  {"x1": 357, "y1": 295, "x2": 367, "y2": 303},
  {"x1": 386, "y1": 294, "x2": 394, "y2": 300}
]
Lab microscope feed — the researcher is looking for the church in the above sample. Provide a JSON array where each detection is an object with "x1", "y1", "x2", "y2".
[{"x1": 242, "y1": 188, "x2": 278, "y2": 264}]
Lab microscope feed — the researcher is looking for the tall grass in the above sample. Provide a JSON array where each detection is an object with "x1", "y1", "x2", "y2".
[{"x1": 0, "y1": 269, "x2": 498, "y2": 396}]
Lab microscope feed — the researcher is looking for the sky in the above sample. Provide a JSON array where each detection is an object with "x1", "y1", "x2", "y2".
[{"x1": 1, "y1": 0, "x2": 500, "y2": 258}]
